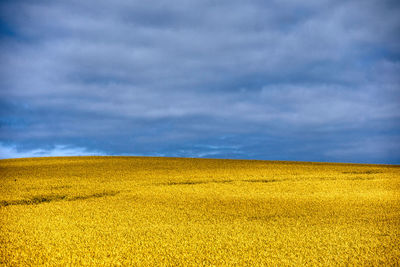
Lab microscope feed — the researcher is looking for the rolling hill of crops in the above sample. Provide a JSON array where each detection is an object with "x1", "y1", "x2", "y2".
[{"x1": 1, "y1": 156, "x2": 399, "y2": 265}]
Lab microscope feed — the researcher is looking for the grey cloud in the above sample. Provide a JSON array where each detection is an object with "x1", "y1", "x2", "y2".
[
  {"x1": 325, "y1": 135, "x2": 400, "y2": 163},
  {"x1": 0, "y1": 0, "x2": 399, "y2": 163},
  {"x1": 0, "y1": 143, "x2": 104, "y2": 159}
]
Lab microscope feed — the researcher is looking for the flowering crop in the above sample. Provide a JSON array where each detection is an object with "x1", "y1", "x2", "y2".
[{"x1": 1, "y1": 156, "x2": 399, "y2": 265}]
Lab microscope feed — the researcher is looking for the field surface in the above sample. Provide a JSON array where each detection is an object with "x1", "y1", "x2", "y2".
[{"x1": 0, "y1": 156, "x2": 399, "y2": 266}]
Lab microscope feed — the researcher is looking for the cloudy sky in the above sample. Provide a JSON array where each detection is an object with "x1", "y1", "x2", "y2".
[{"x1": 0, "y1": 0, "x2": 399, "y2": 163}]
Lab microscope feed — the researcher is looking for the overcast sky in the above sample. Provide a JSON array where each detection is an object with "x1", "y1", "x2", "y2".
[{"x1": 1, "y1": 0, "x2": 399, "y2": 163}]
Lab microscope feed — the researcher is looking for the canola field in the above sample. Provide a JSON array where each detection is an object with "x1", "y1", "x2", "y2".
[{"x1": 0, "y1": 156, "x2": 399, "y2": 266}]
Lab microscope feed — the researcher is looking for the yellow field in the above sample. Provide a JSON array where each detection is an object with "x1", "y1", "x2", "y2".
[{"x1": 0, "y1": 156, "x2": 399, "y2": 266}]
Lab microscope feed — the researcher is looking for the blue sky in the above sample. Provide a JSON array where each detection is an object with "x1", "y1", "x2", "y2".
[{"x1": 0, "y1": 0, "x2": 399, "y2": 163}]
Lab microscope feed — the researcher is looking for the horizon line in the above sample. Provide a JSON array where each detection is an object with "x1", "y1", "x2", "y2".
[{"x1": 1, "y1": 155, "x2": 398, "y2": 166}]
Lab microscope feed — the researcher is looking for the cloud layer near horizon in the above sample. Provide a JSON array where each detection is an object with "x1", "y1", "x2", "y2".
[{"x1": 1, "y1": 0, "x2": 399, "y2": 163}]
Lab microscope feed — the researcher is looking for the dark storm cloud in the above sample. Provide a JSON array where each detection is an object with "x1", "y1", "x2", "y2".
[{"x1": 0, "y1": 0, "x2": 399, "y2": 162}]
